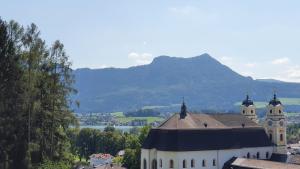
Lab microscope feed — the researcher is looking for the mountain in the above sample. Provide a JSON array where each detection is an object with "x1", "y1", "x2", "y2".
[
  {"x1": 256, "y1": 79, "x2": 284, "y2": 83},
  {"x1": 73, "y1": 53, "x2": 300, "y2": 113}
]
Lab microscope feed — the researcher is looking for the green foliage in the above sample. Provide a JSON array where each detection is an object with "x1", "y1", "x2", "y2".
[
  {"x1": 74, "y1": 126, "x2": 151, "y2": 169},
  {"x1": 38, "y1": 160, "x2": 71, "y2": 169},
  {"x1": 123, "y1": 149, "x2": 140, "y2": 169},
  {"x1": 287, "y1": 123, "x2": 300, "y2": 144},
  {"x1": 0, "y1": 18, "x2": 78, "y2": 168},
  {"x1": 76, "y1": 127, "x2": 125, "y2": 161},
  {"x1": 122, "y1": 126, "x2": 151, "y2": 169}
]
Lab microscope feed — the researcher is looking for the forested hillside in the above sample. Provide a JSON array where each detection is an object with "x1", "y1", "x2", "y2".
[{"x1": 74, "y1": 54, "x2": 300, "y2": 113}]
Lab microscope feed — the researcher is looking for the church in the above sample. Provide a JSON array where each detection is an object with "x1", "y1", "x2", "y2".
[{"x1": 141, "y1": 94, "x2": 300, "y2": 169}]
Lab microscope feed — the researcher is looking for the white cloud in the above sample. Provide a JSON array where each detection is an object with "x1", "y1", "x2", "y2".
[
  {"x1": 128, "y1": 52, "x2": 153, "y2": 65},
  {"x1": 286, "y1": 66, "x2": 300, "y2": 79},
  {"x1": 245, "y1": 63, "x2": 256, "y2": 68},
  {"x1": 219, "y1": 56, "x2": 233, "y2": 66},
  {"x1": 271, "y1": 57, "x2": 290, "y2": 65},
  {"x1": 271, "y1": 65, "x2": 300, "y2": 82},
  {"x1": 240, "y1": 71, "x2": 255, "y2": 77},
  {"x1": 168, "y1": 6, "x2": 197, "y2": 15}
]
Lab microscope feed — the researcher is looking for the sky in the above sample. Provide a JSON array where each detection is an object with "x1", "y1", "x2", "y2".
[{"x1": 2, "y1": 0, "x2": 300, "y2": 82}]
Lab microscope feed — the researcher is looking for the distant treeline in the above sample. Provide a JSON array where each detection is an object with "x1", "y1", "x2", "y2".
[{"x1": 125, "y1": 109, "x2": 160, "y2": 117}]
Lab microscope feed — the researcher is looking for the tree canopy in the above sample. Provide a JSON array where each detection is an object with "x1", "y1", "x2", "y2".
[{"x1": 0, "y1": 18, "x2": 78, "y2": 169}]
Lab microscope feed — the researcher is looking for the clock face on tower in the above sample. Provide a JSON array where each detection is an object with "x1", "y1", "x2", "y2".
[
  {"x1": 280, "y1": 121, "x2": 284, "y2": 127},
  {"x1": 268, "y1": 121, "x2": 273, "y2": 126}
]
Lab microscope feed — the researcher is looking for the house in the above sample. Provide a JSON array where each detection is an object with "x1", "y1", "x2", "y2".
[{"x1": 90, "y1": 153, "x2": 113, "y2": 168}]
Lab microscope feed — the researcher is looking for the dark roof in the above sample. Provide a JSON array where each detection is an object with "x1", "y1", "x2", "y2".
[
  {"x1": 142, "y1": 127, "x2": 272, "y2": 151},
  {"x1": 269, "y1": 94, "x2": 282, "y2": 106},
  {"x1": 142, "y1": 113, "x2": 271, "y2": 151},
  {"x1": 242, "y1": 95, "x2": 254, "y2": 107},
  {"x1": 157, "y1": 113, "x2": 259, "y2": 129},
  {"x1": 270, "y1": 153, "x2": 288, "y2": 163}
]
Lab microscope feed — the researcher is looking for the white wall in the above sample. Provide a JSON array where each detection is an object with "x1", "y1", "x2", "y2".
[{"x1": 141, "y1": 146, "x2": 273, "y2": 169}]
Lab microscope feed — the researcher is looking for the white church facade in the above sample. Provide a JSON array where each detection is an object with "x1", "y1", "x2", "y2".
[{"x1": 140, "y1": 94, "x2": 295, "y2": 169}]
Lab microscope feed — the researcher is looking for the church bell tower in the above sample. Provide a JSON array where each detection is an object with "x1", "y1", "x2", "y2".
[
  {"x1": 264, "y1": 94, "x2": 287, "y2": 154},
  {"x1": 241, "y1": 94, "x2": 258, "y2": 123}
]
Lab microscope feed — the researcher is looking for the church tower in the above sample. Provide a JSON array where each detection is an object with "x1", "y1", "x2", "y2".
[
  {"x1": 264, "y1": 94, "x2": 287, "y2": 154},
  {"x1": 241, "y1": 94, "x2": 258, "y2": 123}
]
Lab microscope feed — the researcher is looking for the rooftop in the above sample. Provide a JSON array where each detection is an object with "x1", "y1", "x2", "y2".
[
  {"x1": 157, "y1": 113, "x2": 259, "y2": 130},
  {"x1": 231, "y1": 158, "x2": 300, "y2": 169},
  {"x1": 143, "y1": 113, "x2": 272, "y2": 151}
]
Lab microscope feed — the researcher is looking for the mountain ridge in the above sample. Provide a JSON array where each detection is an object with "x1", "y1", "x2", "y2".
[{"x1": 73, "y1": 54, "x2": 300, "y2": 113}]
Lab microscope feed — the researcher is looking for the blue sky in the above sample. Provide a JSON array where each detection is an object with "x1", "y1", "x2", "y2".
[{"x1": 2, "y1": 0, "x2": 300, "y2": 82}]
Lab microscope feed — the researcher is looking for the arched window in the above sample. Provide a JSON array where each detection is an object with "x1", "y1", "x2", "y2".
[
  {"x1": 266, "y1": 152, "x2": 269, "y2": 159},
  {"x1": 183, "y1": 160, "x2": 186, "y2": 168},
  {"x1": 280, "y1": 134, "x2": 284, "y2": 141},
  {"x1": 191, "y1": 159, "x2": 195, "y2": 168},
  {"x1": 202, "y1": 160, "x2": 206, "y2": 167},
  {"x1": 257, "y1": 152, "x2": 260, "y2": 159},
  {"x1": 270, "y1": 110, "x2": 272, "y2": 114},
  {"x1": 169, "y1": 160, "x2": 174, "y2": 168},
  {"x1": 152, "y1": 159, "x2": 157, "y2": 169},
  {"x1": 213, "y1": 159, "x2": 216, "y2": 166},
  {"x1": 159, "y1": 159, "x2": 162, "y2": 168},
  {"x1": 251, "y1": 110, "x2": 253, "y2": 114},
  {"x1": 144, "y1": 159, "x2": 147, "y2": 169},
  {"x1": 279, "y1": 109, "x2": 282, "y2": 114},
  {"x1": 269, "y1": 133, "x2": 272, "y2": 141},
  {"x1": 243, "y1": 110, "x2": 245, "y2": 114},
  {"x1": 247, "y1": 153, "x2": 250, "y2": 158}
]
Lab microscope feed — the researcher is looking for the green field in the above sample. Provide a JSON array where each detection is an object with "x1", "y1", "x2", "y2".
[
  {"x1": 111, "y1": 112, "x2": 125, "y2": 117},
  {"x1": 116, "y1": 116, "x2": 164, "y2": 123},
  {"x1": 110, "y1": 112, "x2": 164, "y2": 123}
]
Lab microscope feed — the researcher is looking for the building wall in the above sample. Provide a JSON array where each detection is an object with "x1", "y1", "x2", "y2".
[{"x1": 141, "y1": 147, "x2": 273, "y2": 169}]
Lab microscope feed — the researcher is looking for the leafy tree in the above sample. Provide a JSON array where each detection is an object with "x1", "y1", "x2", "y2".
[
  {"x1": 0, "y1": 18, "x2": 78, "y2": 168},
  {"x1": 123, "y1": 126, "x2": 151, "y2": 169}
]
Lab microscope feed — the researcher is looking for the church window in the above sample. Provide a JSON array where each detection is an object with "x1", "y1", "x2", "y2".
[
  {"x1": 213, "y1": 159, "x2": 216, "y2": 166},
  {"x1": 251, "y1": 110, "x2": 253, "y2": 114},
  {"x1": 183, "y1": 160, "x2": 186, "y2": 168},
  {"x1": 191, "y1": 159, "x2": 195, "y2": 168},
  {"x1": 270, "y1": 110, "x2": 272, "y2": 114},
  {"x1": 169, "y1": 160, "x2": 174, "y2": 168},
  {"x1": 280, "y1": 134, "x2": 284, "y2": 141},
  {"x1": 279, "y1": 109, "x2": 282, "y2": 114},
  {"x1": 159, "y1": 159, "x2": 162, "y2": 168},
  {"x1": 266, "y1": 152, "x2": 269, "y2": 159},
  {"x1": 144, "y1": 159, "x2": 147, "y2": 169},
  {"x1": 202, "y1": 160, "x2": 206, "y2": 167},
  {"x1": 247, "y1": 153, "x2": 250, "y2": 158},
  {"x1": 243, "y1": 110, "x2": 245, "y2": 114},
  {"x1": 152, "y1": 159, "x2": 157, "y2": 169},
  {"x1": 257, "y1": 152, "x2": 260, "y2": 159}
]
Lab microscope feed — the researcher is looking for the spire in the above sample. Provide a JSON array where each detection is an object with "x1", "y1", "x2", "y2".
[
  {"x1": 269, "y1": 91, "x2": 281, "y2": 106},
  {"x1": 242, "y1": 94, "x2": 254, "y2": 107},
  {"x1": 180, "y1": 97, "x2": 187, "y2": 119}
]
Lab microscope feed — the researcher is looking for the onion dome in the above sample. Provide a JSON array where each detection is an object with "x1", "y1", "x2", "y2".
[
  {"x1": 242, "y1": 94, "x2": 254, "y2": 107},
  {"x1": 269, "y1": 93, "x2": 281, "y2": 106}
]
